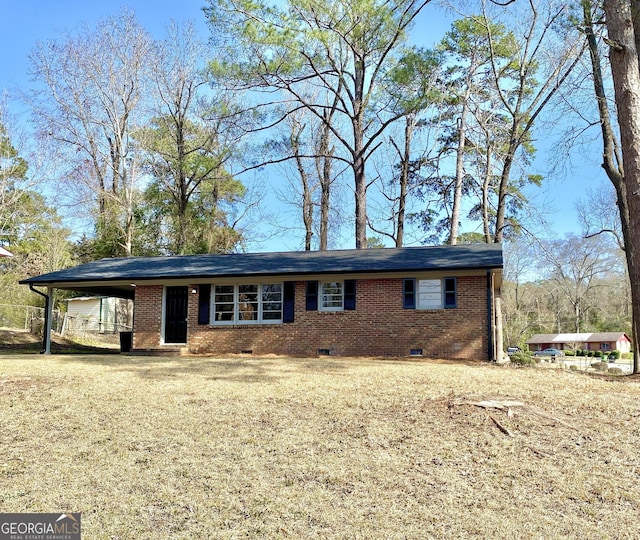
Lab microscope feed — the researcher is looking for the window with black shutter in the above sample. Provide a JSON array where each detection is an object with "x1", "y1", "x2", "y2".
[
  {"x1": 283, "y1": 281, "x2": 295, "y2": 323},
  {"x1": 344, "y1": 279, "x2": 356, "y2": 310},
  {"x1": 403, "y1": 278, "x2": 416, "y2": 309},
  {"x1": 444, "y1": 277, "x2": 457, "y2": 308},
  {"x1": 306, "y1": 281, "x2": 318, "y2": 311},
  {"x1": 198, "y1": 284, "x2": 211, "y2": 324},
  {"x1": 404, "y1": 277, "x2": 457, "y2": 309}
]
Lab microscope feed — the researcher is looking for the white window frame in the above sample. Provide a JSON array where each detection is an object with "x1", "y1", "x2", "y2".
[
  {"x1": 415, "y1": 278, "x2": 457, "y2": 310},
  {"x1": 211, "y1": 283, "x2": 283, "y2": 324},
  {"x1": 417, "y1": 279, "x2": 442, "y2": 309},
  {"x1": 319, "y1": 281, "x2": 344, "y2": 311}
]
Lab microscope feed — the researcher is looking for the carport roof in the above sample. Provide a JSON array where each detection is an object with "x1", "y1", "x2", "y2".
[{"x1": 20, "y1": 243, "x2": 503, "y2": 298}]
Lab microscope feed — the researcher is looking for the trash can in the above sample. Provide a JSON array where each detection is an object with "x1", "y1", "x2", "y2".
[{"x1": 119, "y1": 331, "x2": 133, "y2": 353}]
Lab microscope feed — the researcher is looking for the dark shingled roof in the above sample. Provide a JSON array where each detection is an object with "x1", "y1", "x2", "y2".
[{"x1": 21, "y1": 244, "x2": 502, "y2": 298}]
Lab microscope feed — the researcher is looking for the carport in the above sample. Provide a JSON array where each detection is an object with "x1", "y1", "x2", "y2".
[{"x1": 20, "y1": 266, "x2": 135, "y2": 355}]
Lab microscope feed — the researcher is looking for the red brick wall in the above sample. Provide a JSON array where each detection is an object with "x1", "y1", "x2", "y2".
[
  {"x1": 133, "y1": 276, "x2": 489, "y2": 360},
  {"x1": 132, "y1": 285, "x2": 163, "y2": 350}
]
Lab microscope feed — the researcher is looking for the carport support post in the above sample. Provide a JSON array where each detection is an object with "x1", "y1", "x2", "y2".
[
  {"x1": 43, "y1": 286, "x2": 53, "y2": 354},
  {"x1": 29, "y1": 284, "x2": 53, "y2": 354}
]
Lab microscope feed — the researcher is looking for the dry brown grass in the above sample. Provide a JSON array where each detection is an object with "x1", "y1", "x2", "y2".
[
  {"x1": 0, "y1": 328, "x2": 118, "y2": 354},
  {"x1": 1, "y1": 352, "x2": 640, "y2": 539}
]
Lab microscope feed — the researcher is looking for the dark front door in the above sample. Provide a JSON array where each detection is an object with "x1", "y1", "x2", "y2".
[{"x1": 165, "y1": 286, "x2": 188, "y2": 344}]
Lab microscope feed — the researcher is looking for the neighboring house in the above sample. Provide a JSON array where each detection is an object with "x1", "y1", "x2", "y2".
[
  {"x1": 526, "y1": 332, "x2": 632, "y2": 354},
  {"x1": 20, "y1": 244, "x2": 503, "y2": 360},
  {"x1": 64, "y1": 296, "x2": 132, "y2": 334}
]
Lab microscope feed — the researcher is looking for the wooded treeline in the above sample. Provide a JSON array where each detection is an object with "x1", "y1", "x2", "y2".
[
  {"x1": 1, "y1": 1, "x2": 638, "y2": 360},
  {"x1": 503, "y1": 234, "x2": 631, "y2": 348}
]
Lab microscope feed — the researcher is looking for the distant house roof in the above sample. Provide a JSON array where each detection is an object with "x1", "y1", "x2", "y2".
[
  {"x1": 0, "y1": 246, "x2": 13, "y2": 257},
  {"x1": 526, "y1": 332, "x2": 631, "y2": 344},
  {"x1": 20, "y1": 244, "x2": 503, "y2": 299}
]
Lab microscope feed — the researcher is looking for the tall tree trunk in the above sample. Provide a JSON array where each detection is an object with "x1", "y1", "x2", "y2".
[
  {"x1": 353, "y1": 59, "x2": 367, "y2": 249},
  {"x1": 396, "y1": 113, "x2": 415, "y2": 248},
  {"x1": 482, "y1": 147, "x2": 493, "y2": 243},
  {"x1": 292, "y1": 131, "x2": 314, "y2": 251},
  {"x1": 354, "y1": 157, "x2": 367, "y2": 249},
  {"x1": 583, "y1": 0, "x2": 636, "y2": 367},
  {"x1": 319, "y1": 160, "x2": 330, "y2": 251},
  {"x1": 317, "y1": 113, "x2": 334, "y2": 251},
  {"x1": 451, "y1": 101, "x2": 469, "y2": 245},
  {"x1": 494, "y1": 147, "x2": 515, "y2": 243},
  {"x1": 583, "y1": 1, "x2": 630, "y2": 247},
  {"x1": 603, "y1": 0, "x2": 640, "y2": 373}
]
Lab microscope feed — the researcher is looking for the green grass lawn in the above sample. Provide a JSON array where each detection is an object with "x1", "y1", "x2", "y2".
[{"x1": 1, "y1": 353, "x2": 640, "y2": 539}]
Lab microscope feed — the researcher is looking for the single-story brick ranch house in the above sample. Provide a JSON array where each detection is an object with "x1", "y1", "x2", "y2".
[
  {"x1": 21, "y1": 244, "x2": 504, "y2": 360},
  {"x1": 526, "y1": 332, "x2": 632, "y2": 354}
]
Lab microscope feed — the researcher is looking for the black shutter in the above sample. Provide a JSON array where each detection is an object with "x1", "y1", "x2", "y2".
[
  {"x1": 344, "y1": 279, "x2": 356, "y2": 310},
  {"x1": 283, "y1": 281, "x2": 295, "y2": 323},
  {"x1": 198, "y1": 284, "x2": 211, "y2": 324},
  {"x1": 306, "y1": 281, "x2": 318, "y2": 311},
  {"x1": 444, "y1": 277, "x2": 457, "y2": 308},
  {"x1": 403, "y1": 278, "x2": 416, "y2": 309}
]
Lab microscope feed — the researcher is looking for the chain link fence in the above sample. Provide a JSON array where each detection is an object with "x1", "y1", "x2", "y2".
[
  {"x1": 0, "y1": 304, "x2": 63, "y2": 333},
  {"x1": 0, "y1": 304, "x2": 130, "y2": 346},
  {"x1": 60, "y1": 313, "x2": 131, "y2": 345}
]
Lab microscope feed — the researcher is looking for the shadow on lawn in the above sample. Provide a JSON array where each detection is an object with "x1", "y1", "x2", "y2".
[{"x1": 0, "y1": 331, "x2": 119, "y2": 355}]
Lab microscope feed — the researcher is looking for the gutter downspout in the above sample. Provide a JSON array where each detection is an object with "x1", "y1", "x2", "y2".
[
  {"x1": 29, "y1": 284, "x2": 52, "y2": 354},
  {"x1": 487, "y1": 271, "x2": 495, "y2": 362}
]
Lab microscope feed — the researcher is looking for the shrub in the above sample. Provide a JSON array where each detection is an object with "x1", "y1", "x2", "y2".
[
  {"x1": 608, "y1": 367, "x2": 623, "y2": 375},
  {"x1": 609, "y1": 350, "x2": 621, "y2": 360},
  {"x1": 595, "y1": 350, "x2": 603, "y2": 358},
  {"x1": 564, "y1": 350, "x2": 575, "y2": 357},
  {"x1": 588, "y1": 351, "x2": 594, "y2": 357},
  {"x1": 592, "y1": 361, "x2": 608, "y2": 372},
  {"x1": 569, "y1": 365, "x2": 578, "y2": 371},
  {"x1": 510, "y1": 352, "x2": 536, "y2": 366}
]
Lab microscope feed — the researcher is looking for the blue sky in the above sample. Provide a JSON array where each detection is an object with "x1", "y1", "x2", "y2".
[
  {"x1": 0, "y1": 0, "x2": 209, "y2": 92},
  {"x1": 0, "y1": 1, "x2": 611, "y2": 250}
]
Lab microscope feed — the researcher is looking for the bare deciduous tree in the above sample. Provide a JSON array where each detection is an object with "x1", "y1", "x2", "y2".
[
  {"x1": 28, "y1": 9, "x2": 152, "y2": 257},
  {"x1": 138, "y1": 22, "x2": 246, "y2": 255},
  {"x1": 536, "y1": 234, "x2": 616, "y2": 333}
]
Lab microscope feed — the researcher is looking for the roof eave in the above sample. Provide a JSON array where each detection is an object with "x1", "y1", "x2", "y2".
[{"x1": 21, "y1": 264, "x2": 503, "y2": 290}]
